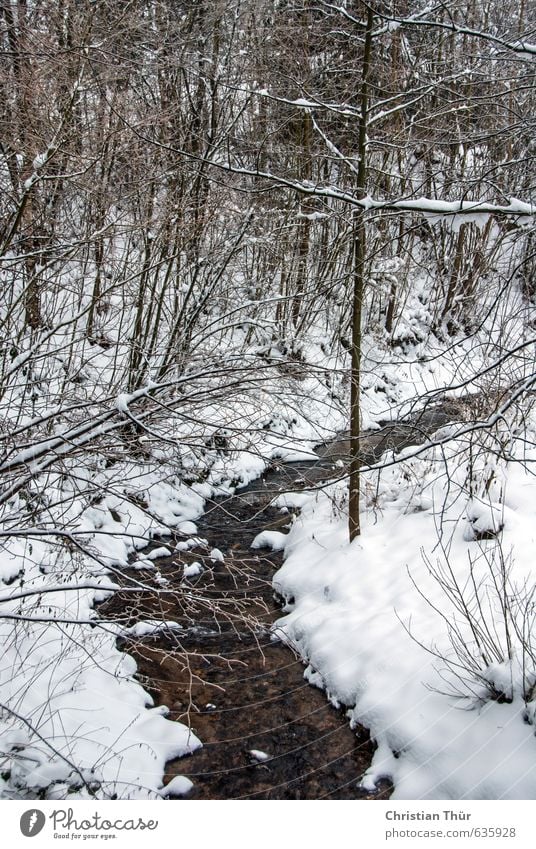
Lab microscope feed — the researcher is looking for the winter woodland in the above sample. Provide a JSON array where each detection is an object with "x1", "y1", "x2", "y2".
[{"x1": 1, "y1": 0, "x2": 536, "y2": 800}]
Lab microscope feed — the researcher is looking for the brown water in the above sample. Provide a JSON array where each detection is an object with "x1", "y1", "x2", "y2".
[{"x1": 104, "y1": 401, "x2": 461, "y2": 799}]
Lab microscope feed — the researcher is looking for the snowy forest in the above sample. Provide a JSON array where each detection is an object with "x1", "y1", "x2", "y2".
[{"x1": 1, "y1": 0, "x2": 536, "y2": 801}]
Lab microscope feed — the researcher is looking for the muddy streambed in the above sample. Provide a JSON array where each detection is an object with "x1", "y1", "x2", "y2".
[{"x1": 104, "y1": 401, "x2": 460, "y2": 799}]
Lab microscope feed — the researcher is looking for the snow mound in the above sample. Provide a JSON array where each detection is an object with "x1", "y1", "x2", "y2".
[
  {"x1": 120, "y1": 620, "x2": 183, "y2": 638},
  {"x1": 251, "y1": 530, "x2": 287, "y2": 551},
  {"x1": 161, "y1": 776, "x2": 194, "y2": 797}
]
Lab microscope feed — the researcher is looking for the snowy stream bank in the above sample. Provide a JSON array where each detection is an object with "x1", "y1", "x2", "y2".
[{"x1": 103, "y1": 399, "x2": 468, "y2": 799}]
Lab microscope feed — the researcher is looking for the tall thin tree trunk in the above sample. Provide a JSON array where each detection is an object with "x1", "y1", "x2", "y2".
[{"x1": 348, "y1": 6, "x2": 374, "y2": 542}]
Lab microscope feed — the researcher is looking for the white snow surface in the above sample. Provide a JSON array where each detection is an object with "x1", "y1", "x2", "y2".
[
  {"x1": 183, "y1": 562, "x2": 203, "y2": 578},
  {"x1": 120, "y1": 620, "x2": 183, "y2": 638},
  {"x1": 251, "y1": 530, "x2": 288, "y2": 551},
  {"x1": 146, "y1": 546, "x2": 172, "y2": 560},
  {"x1": 160, "y1": 775, "x2": 194, "y2": 797},
  {"x1": 0, "y1": 466, "x2": 205, "y2": 799},
  {"x1": 272, "y1": 416, "x2": 536, "y2": 800},
  {"x1": 249, "y1": 749, "x2": 270, "y2": 762},
  {"x1": 0, "y1": 539, "x2": 202, "y2": 799}
]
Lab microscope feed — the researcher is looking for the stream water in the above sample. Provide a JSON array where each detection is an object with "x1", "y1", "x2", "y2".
[{"x1": 106, "y1": 401, "x2": 460, "y2": 799}]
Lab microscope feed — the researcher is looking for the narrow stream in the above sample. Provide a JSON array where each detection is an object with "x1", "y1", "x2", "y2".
[{"x1": 106, "y1": 401, "x2": 460, "y2": 799}]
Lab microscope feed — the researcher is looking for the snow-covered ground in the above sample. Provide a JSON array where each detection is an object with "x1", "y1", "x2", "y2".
[
  {"x1": 271, "y1": 407, "x2": 536, "y2": 799},
  {"x1": 0, "y1": 474, "x2": 205, "y2": 800},
  {"x1": 0, "y1": 247, "x2": 533, "y2": 799}
]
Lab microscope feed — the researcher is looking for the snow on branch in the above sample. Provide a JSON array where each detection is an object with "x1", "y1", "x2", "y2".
[
  {"x1": 317, "y1": 0, "x2": 536, "y2": 58},
  {"x1": 207, "y1": 155, "x2": 536, "y2": 218},
  {"x1": 373, "y1": 11, "x2": 536, "y2": 58}
]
